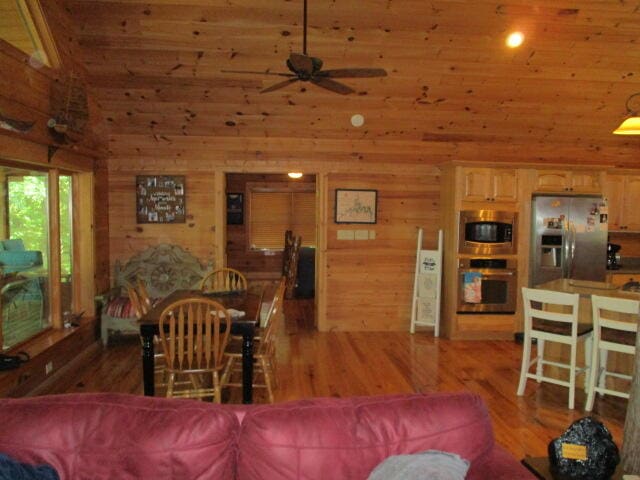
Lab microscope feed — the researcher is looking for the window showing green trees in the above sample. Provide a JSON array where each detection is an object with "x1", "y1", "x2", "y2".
[
  {"x1": 7, "y1": 174, "x2": 72, "y2": 276},
  {"x1": 8, "y1": 174, "x2": 49, "y2": 265}
]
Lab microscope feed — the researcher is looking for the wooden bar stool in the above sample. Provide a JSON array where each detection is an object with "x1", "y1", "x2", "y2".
[
  {"x1": 517, "y1": 287, "x2": 593, "y2": 410},
  {"x1": 585, "y1": 294, "x2": 639, "y2": 411}
]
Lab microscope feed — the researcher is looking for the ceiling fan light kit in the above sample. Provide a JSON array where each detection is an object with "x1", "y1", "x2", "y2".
[
  {"x1": 222, "y1": 0, "x2": 387, "y2": 95},
  {"x1": 613, "y1": 92, "x2": 640, "y2": 135}
]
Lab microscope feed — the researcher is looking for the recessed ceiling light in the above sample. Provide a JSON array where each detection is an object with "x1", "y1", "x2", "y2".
[
  {"x1": 288, "y1": 172, "x2": 303, "y2": 179},
  {"x1": 506, "y1": 31, "x2": 524, "y2": 48},
  {"x1": 350, "y1": 114, "x2": 365, "y2": 127}
]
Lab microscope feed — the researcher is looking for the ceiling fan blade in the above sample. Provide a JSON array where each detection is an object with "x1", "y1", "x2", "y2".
[
  {"x1": 288, "y1": 53, "x2": 314, "y2": 75},
  {"x1": 221, "y1": 69, "x2": 295, "y2": 78},
  {"x1": 261, "y1": 77, "x2": 300, "y2": 93},
  {"x1": 310, "y1": 77, "x2": 355, "y2": 95},
  {"x1": 317, "y1": 68, "x2": 388, "y2": 78}
]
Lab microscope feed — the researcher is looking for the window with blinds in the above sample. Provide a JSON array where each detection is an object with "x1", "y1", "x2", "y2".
[{"x1": 248, "y1": 187, "x2": 315, "y2": 250}]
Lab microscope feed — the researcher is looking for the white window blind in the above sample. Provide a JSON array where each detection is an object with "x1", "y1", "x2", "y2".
[{"x1": 249, "y1": 190, "x2": 315, "y2": 250}]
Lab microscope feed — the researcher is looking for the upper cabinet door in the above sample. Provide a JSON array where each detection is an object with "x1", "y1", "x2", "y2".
[
  {"x1": 570, "y1": 172, "x2": 601, "y2": 193},
  {"x1": 461, "y1": 168, "x2": 517, "y2": 203},
  {"x1": 462, "y1": 168, "x2": 492, "y2": 202},
  {"x1": 535, "y1": 171, "x2": 571, "y2": 192},
  {"x1": 534, "y1": 170, "x2": 601, "y2": 194},
  {"x1": 603, "y1": 175, "x2": 625, "y2": 231},
  {"x1": 622, "y1": 176, "x2": 640, "y2": 231},
  {"x1": 492, "y1": 169, "x2": 518, "y2": 202}
]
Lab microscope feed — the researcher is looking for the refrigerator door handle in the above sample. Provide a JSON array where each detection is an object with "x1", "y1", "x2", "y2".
[
  {"x1": 568, "y1": 221, "x2": 577, "y2": 278},
  {"x1": 562, "y1": 221, "x2": 569, "y2": 278}
]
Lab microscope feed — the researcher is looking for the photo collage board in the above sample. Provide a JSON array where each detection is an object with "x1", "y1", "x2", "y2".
[{"x1": 136, "y1": 175, "x2": 186, "y2": 224}]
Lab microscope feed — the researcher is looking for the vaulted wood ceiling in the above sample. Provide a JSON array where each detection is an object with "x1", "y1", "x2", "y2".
[{"x1": 67, "y1": 1, "x2": 640, "y2": 167}]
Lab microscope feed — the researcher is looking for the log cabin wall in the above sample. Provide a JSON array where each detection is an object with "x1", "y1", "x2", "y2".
[
  {"x1": 325, "y1": 172, "x2": 439, "y2": 331},
  {"x1": 0, "y1": 0, "x2": 107, "y2": 295},
  {"x1": 66, "y1": 1, "x2": 640, "y2": 330}
]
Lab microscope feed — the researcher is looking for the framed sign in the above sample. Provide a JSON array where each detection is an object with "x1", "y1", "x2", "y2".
[
  {"x1": 226, "y1": 193, "x2": 244, "y2": 225},
  {"x1": 335, "y1": 189, "x2": 377, "y2": 224},
  {"x1": 136, "y1": 175, "x2": 186, "y2": 224}
]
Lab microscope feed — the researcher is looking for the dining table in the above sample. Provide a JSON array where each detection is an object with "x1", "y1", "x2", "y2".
[{"x1": 139, "y1": 289, "x2": 261, "y2": 403}]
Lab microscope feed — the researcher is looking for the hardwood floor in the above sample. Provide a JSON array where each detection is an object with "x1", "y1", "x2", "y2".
[{"x1": 38, "y1": 299, "x2": 627, "y2": 460}]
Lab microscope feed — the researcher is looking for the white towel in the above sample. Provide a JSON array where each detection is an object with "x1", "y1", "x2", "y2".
[{"x1": 216, "y1": 309, "x2": 245, "y2": 319}]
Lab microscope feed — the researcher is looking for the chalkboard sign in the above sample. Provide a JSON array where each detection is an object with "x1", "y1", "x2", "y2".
[{"x1": 136, "y1": 175, "x2": 186, "y2": 224}]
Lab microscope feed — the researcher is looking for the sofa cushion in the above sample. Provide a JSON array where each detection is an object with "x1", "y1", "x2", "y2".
[
  {"x1": 0, "y1": 393, "x2": 239, "y2": 480},
  {"x1": 236, "y1": 392, "x2": 496, "y2": 480},
  {"x1": 104, "y1": 296, "x2": 137, "y2": 318}
]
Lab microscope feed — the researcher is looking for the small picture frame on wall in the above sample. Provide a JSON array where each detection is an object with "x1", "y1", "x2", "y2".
[
  {"x1": 335, "y1": 189, "x2": 378, "y2": 224},
  {"x1": 136, "y1": 175, "x2": 186, "y2": 224},
  {"x1": 227, "y1": 193, "x2": 244, "y2": 225}
]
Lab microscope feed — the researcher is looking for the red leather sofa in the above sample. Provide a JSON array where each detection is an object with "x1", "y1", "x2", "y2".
[{"x1": 0, "y1": 391, "x2": 535, "y2": 479}]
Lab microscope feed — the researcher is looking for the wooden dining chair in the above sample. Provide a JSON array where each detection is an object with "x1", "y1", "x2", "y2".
[
  {"x1": 284, "y1": 235, "x2": 301, "y2": 299},
  {"x1": 222, "y1": 277, "x2": 286, "y2": 403},
  {"x1": 158, "y1": 297, "x2": 231, "y2": 402},
  {"x1": 125, "y1": 283, "x2": 147, "y2": 318},
  {"x1": 585, "y1": 295, "x2": 639, "y2": 411},
  {"x1": 136, "y1": 277, "x2": 153, "y2": 312},
  {"x1": 517, "y1": 287, "x2": 593, "y2": 410},
  {"x1": 200, "y1": 267, "x2": 247, "y2": 294}
]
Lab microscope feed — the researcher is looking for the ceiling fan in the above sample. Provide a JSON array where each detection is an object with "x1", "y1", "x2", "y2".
[{"x1": 222, "y1": 0, "x2": 387, "y2": 94}]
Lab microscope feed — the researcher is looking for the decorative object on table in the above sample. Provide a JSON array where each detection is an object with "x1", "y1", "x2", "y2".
[
  {"x1": 226, "y1": 193, "x2": 243, "y2": 225},
  {"x1": 136, "y1": 175, "x2": 186, "y2": 224},
  {"x1": 548, "y1": 417, "x2": 619, "y2": 480},
  {"x1": 410, "y1": 228, "x2": 443, "y2": 336},
  {"x1": 335, "y1": 188, "x2": 377, "y2": 224}
]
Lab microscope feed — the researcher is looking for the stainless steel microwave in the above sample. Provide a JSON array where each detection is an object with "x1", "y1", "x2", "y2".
[{"x1": 459, "y1": 210, "x2": 517, "y2": 255}]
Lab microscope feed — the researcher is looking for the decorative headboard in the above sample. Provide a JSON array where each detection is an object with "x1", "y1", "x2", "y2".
[{"x1": 114, "y1": 244, "x2": 212, "y2": 299}]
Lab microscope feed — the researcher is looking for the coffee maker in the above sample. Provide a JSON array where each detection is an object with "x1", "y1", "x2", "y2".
[{"x1": 607, "y1": 243, "x2": 621, "y2": 270}]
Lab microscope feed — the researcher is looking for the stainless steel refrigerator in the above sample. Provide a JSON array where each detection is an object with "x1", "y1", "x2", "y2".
[{"x1": 530, "y1": 195, "x2": 608, "y2": 286}]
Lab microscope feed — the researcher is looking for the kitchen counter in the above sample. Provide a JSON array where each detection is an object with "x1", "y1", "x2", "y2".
[{"x1": 535, "y1": 278, "x2": 640, "y2": 299}]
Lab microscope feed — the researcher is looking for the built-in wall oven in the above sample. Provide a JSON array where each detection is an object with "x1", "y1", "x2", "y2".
[
  {"x1": 457, "y1": 258, "x2": 517, "y2": 314},
  {"x1": 459, "y1": 210, "x2": 517, "y2": 255}
]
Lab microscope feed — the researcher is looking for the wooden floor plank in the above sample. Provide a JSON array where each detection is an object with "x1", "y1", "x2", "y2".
[{"x1": 36, "y1": 299, "x2": 627, "y2": 460}]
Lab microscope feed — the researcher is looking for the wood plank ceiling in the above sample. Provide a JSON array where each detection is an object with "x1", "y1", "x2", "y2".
[{"x1": 67, "y1": 0, "x2": 640, "y2": 167}]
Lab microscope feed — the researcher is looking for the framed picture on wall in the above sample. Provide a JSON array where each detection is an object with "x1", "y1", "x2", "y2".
[
  {"x1": 136, "y1": 175, "x2": 186, "y2": 224},
  {"x1": 227, "y1": 193, "x2": 244, "y2": 225},
  {"x1": 335, "y1": 189, "x2": 378, "y2": 224}
]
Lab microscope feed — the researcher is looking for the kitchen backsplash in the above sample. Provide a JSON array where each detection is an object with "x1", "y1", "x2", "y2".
[{"x1": 608, "y1": 232, "x2": 640, "y2": 258}]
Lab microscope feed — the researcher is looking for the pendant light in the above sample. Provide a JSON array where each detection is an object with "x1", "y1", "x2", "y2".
[{"x1": 613, "y1": 93, "x2": 640, "y2": 135}]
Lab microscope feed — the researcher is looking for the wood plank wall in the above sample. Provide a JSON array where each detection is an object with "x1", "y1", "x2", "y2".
[
  {"x1": 0, "y1": 0, "x2": 105, "y2": 307},
  {"x1": 107, "y1": 164, "x2": 217, "y2": 273},
  {"x1": 325, "y1": 172, "x2": 440, "y2": 330}
]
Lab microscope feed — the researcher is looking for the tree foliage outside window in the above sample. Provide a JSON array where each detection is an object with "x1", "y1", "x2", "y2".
[
  {"x1": 8, "y1": 175, "x2": 49, "y2": 267},
  {"x1": 7, "y1": 175, "x2": 73, "y2": 276},
  {"x1": 59, "y1": 176, "x2": 72, "y2": 277}
]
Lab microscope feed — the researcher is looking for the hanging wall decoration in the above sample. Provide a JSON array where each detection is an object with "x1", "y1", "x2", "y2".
[{"x1": 136, "y1": 175, "x2": 186, "y2": 224}]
